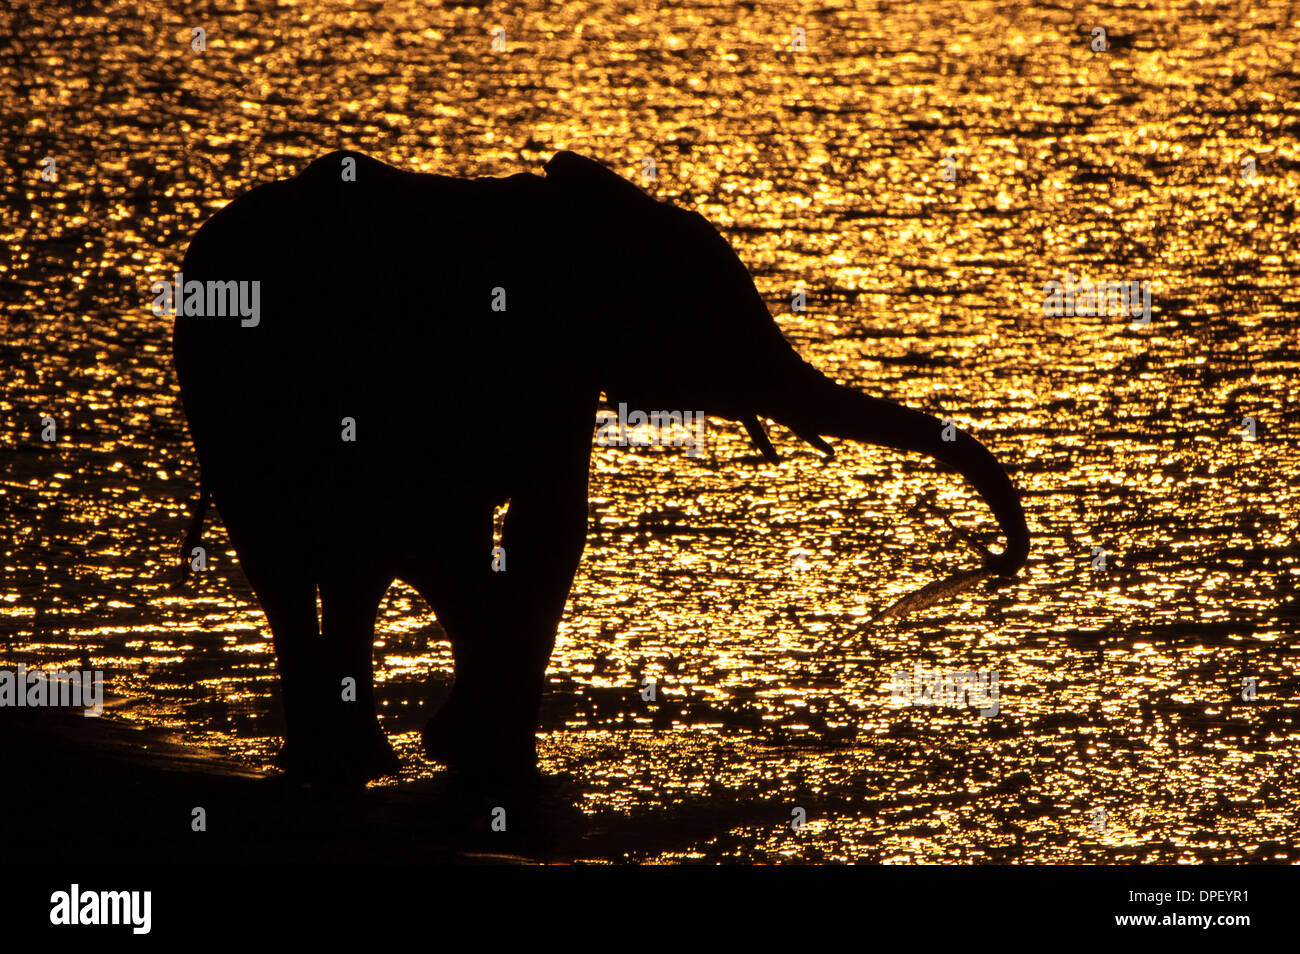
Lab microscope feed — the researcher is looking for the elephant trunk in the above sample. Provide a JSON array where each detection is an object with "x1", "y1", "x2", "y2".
[{"x1": 762, "y1": 361, "x2": 1030, "y2": 575}]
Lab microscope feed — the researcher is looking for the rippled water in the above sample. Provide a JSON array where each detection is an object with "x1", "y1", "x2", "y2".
[{"x1": 2, "y1": 0, "x2": 1298, "y2": 863}]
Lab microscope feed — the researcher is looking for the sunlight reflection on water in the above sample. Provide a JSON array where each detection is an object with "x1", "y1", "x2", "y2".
[{"x1": 1, "y1": 0, "x2": 1297, "y2": 862}]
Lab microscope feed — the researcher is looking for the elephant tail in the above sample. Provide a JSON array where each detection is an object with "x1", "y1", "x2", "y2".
[{"x1": 175, "y1": 479, "x2": 211, "y2": 587}]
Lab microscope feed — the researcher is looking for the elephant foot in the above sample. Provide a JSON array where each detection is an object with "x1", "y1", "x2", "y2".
[
  {"x1": 421, "y1": 705, "x2": 537, "y2": 783},
  {"x1": 420, "y1": 705, "x2": 481, "y2": 769},
  {"x1": 277, "y1": 720, "x2": 401, "y2": 786},
  {"x1": 351, "y1": 723, "x2": 403, "y2": 779}
]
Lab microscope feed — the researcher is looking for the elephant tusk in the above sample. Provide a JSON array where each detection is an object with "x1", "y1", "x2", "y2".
[
  {"x1": 742, "y1": 413, "x2": 780, "y2": 463},
  {"x1": 788, "y1": 425, "x2": 834, "y2": 457},
  {"x1": 741, "y1": 415, "x2": 833, "y2": 460}
]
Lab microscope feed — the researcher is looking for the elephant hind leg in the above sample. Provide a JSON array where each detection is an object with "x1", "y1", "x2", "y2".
[
  {"x1": 234, "y1": 551, "x2": 327, "y2": 781},
  {"x1": 314, "y1": 574, "x2": 401, "y2": 783},
  {"x1": 238, "y1": 543, "x2": 396, "y2": 785}
]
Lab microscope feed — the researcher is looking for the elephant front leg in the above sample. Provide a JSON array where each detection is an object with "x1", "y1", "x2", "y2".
[
  {"x1": 423, "y1": 605, "x2": 556, "y2": 778},
  {"x1": 421, "y1": 434, "x2": 592, "y2": 780}
]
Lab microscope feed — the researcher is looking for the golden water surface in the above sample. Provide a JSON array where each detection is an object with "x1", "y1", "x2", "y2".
[{"x1": 1, "y1": 0, "x2": 1298, "y2": 862}]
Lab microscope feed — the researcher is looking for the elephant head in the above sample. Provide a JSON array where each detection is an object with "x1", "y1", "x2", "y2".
[{"x1": 544, "y1": 151, "x2": 1030, "y2": 575}]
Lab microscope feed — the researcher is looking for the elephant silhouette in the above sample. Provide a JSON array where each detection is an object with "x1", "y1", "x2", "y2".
[{"x1": 172, "y1": 149, "x2": 1029, "y2": 785}]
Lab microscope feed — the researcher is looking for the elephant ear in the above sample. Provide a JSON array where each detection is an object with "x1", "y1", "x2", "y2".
[{"x1": 543, "y1": 151, "x2": 658, "y2": 210}]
